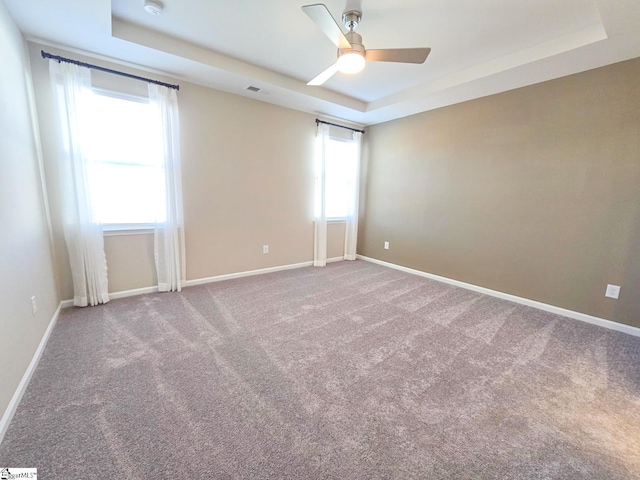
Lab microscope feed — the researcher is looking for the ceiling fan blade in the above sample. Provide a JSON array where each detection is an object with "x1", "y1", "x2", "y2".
[
  {"x1": 307, "y1": 62, "x2": 339, "y2": 86},
  {"x1": 365, "y1": 48, "x2": 432, "y2": 64},
  {"x1": 302, "y1": 4, "x2": 351, "y2": 50}
]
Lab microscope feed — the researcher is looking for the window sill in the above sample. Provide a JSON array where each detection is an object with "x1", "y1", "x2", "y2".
[
  {"x1": 103, "y1": 224, "x2": 155, "y2": 236},
  {"x1": 314, "y1": 218, "x2": 347, "y2": 223}
]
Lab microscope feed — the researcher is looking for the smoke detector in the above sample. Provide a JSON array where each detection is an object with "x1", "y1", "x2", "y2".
[{"x1": 144, "y1": 0, "x2": 164, "y2": 15}]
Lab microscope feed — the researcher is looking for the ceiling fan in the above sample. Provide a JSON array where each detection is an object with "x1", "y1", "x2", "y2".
[{"x1": 302, "y1": 3, "x2": 431, "y2": 86}]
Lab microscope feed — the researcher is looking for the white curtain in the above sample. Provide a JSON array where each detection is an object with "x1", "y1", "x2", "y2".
[
  {"x1": 344, "y1": 131, "x2": 362, "y2": 260},
  {"x1": 49, "y1": 60, "x2": 109, "y2": 307},
  {"x1": 313, "y1": 123, "x2": 330, "y2": 267},
  {"x1": 148, "y1": 84, "x2": 186, "y2": 292}
]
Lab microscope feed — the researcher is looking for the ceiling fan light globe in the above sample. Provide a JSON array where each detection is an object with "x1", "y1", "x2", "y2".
[{"x1": 337, "y1": 52, "x2": 365, "y2": 74}]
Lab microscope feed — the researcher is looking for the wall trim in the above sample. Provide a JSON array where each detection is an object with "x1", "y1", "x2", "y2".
[
  {"x1": 357, "y1": 255, "x2": 640, "y2": 338},
  {"x1": 61, "y1": 261, "x2": 326, "y2": 306},
  {"x1": 60, "y1": 286, "x2": 159, "y2": 308},
  {"x1": 0, "y1": 302, "x2": 63, "y2": 445},
  {"x1": 110, "y1": 286, "x2": 158, "y2": 299},
  {"x1": 185, "y1": 261, "x2": 314, "y2": 287},
  {"x1": 326, "y1": 256, "x2": 344, "y2": 264}
]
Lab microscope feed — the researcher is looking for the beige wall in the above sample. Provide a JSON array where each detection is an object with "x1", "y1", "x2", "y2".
[
  {"x1": 0, "y1": 2, "x2": 59, "y2": 422},
  {"x1": 103, "y1": 233, "x2": 157, "y2": 292},
  {"x1": 359, "y1": 58, "x2": 640, "y2": 328},
  {"x1": 327, "y1": 222, "x2": 346, "y2": 259},
  {"x1": 28, "y1": 42, "x2": 347, "y2": 299},
  {"x1": 178, "y1": 80, "x2": 315, "y2": 279}
]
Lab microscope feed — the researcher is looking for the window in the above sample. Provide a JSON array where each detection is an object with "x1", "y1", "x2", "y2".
[
  {"x1": 81, "y1": 90, "x2": 165, "y2": 227},
  {"x1": 316, "y1": 137, "x2": 358, "y2": 220}
]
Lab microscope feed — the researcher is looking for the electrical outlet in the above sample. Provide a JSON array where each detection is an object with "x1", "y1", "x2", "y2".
[
  {"x1": 384, "y1": 241, "x2": 389, "y2": 250},
  {"x1": 31, "y1": 295, "x2": 38, "y2": 315},
  {"x1": 263, "y1": 244, "x2": 269, "y2": 254},
  {"x1": 605, "y1": 284, "x2": 621, "y2": 299}
]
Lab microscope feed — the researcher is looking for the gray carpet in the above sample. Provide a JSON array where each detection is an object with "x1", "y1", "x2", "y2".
[{"x1": 1, "y1": 260, "x2": 639, "y2": 479}]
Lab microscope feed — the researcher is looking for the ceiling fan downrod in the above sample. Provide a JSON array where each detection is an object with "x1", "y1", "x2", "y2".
[{"x1": 342, "y1": 10, "x2": 361, "y2": 31}]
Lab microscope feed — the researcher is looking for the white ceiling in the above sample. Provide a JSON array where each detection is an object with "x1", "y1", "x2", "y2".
[{"x1": 5, "y1": 0, "x2": 640, "y2": 126}]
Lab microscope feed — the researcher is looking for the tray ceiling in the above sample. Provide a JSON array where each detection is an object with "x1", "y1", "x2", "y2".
[{"x1": 5, "y1": 0, "x2": 640, "y2": 125}]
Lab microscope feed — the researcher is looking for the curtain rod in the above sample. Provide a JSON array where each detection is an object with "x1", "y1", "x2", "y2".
[
  {"x1": 41, "y1": 51, "x2": 180, "y2": 91},
  {"x1": 316, "y1": 119, "x2": 364, "y2": 134}
]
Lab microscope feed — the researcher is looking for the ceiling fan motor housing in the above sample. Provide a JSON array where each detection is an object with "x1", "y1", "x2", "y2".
[
  {"x1": 339, "y1": 31, "x2": 365, "y2": 57},
  {"x1": 339, "y1": 11, "x2": 365, "y2": 60}
]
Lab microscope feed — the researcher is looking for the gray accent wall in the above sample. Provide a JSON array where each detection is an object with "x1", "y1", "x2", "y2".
[{"x1": 359, "y1": 58, "x2": 640, "y2": 329}]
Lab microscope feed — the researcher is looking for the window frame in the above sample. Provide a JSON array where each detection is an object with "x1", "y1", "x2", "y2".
[
  {"x1": 84, "y1": 88, "x2": 164, "y2": 233},
  {"x1": 320, "y1": 135, "x2": 358, "y2": 222}
]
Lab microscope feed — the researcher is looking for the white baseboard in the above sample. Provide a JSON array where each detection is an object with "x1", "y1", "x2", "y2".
[
  {"x1": 0, "y1": 302, "x2": 63, "y2": 445},
  {"x1": 61, "y1": 261, "x2": 321, "y2": 307},
  {"x1": 185, "y1": 261, "x2": 314, "y2": 287},
  {"x1": 110, "y1": 286, "x2": 158, "y2": 300},
  {"x1": 60, "y1": 286, "x2": 159, "y2": 308},
  {"x1": 326, "y1": 256, "x2": 344, "y2": 263},
  {"x1": 357, "y1": 255, "x2": 640, "y2": 338}
]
